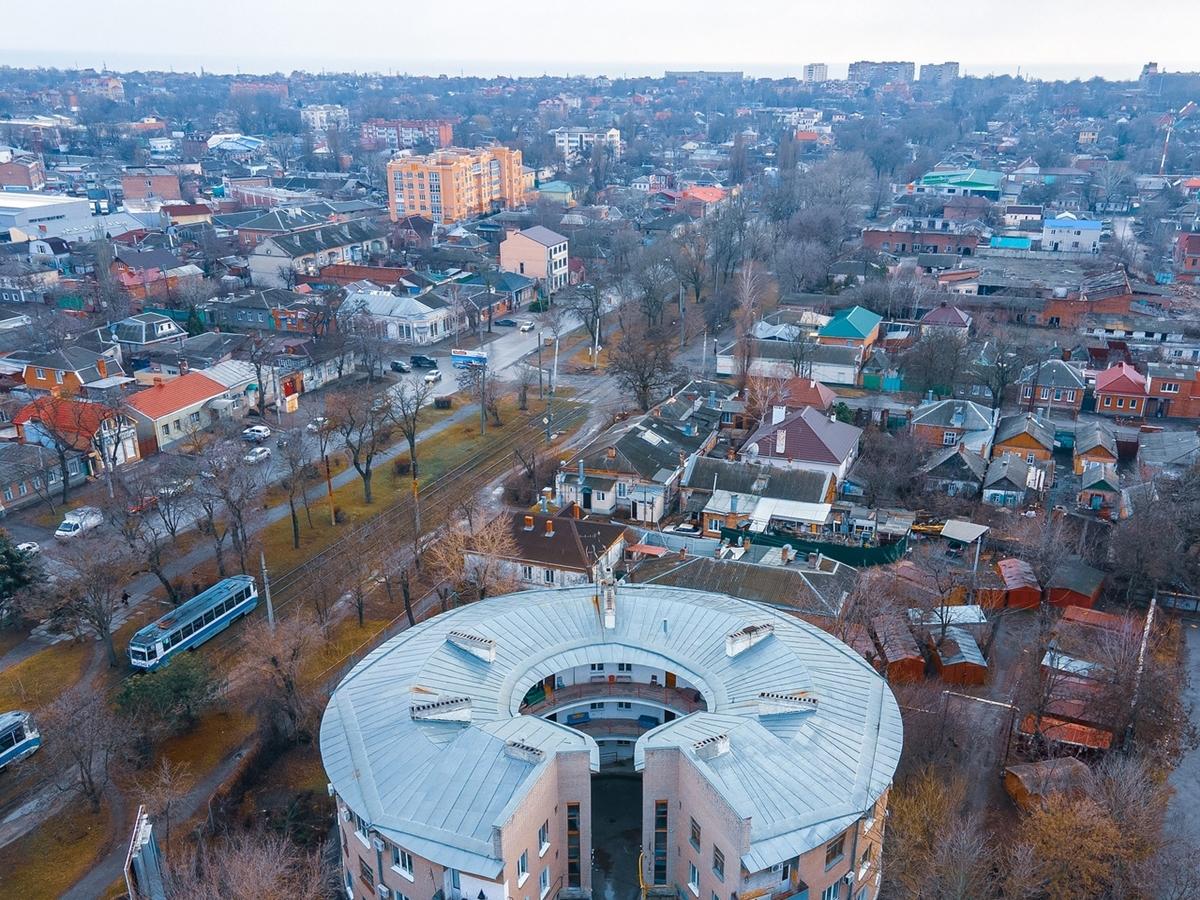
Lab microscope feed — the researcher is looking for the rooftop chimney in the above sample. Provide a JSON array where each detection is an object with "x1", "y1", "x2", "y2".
[
  {"x1": 708, "y1": 389, "x2": 717, "y2": 407},
  {"x1": 545, "y1": 519, "x2": 555, "y2": 538},
  {"x1": 410, "y1": 695, "x2": 472, "y2": 722},
  {"x1": 523, "y1": 515, "x2": 535, "y2": 531},
  {"x1": 772, "y1": 405, "x2": 786, "y2": 424},
  {"x1": 726, "y1": 622, "x2": 775, "y2": 657},
  {"x1": 693, "y1": 733, "x2": 731, "y2": 760},
  {"x1": 503, "y1": 740, "x2": 546, "y2": 764},
  {"x1": 446, "y1": 629, "x2": 497, "y2": 663},
  {"x1": 757, "y1": 690, "x2": 819, "y2": 717},
  {"x1": 730, "y1": 493, "x2": 739, "y2": 514}
]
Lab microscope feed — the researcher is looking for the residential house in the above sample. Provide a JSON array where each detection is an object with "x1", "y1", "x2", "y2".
[
  {"x1": 534, "y1": 180, "x2": 577, "y2": 206},
  {"x1": 1175, "y1": 232, "x2": 1200, "y2": 283},
  {"x1": 559, "y1": 408, "x2": 718, "y2": 524},
  {"x1": 12, "y1": 395, "x2": 140, "y2": 474},
  {"x1": 260, "y1": 337, "x2": 360, "y2": 398},
  {"x1": 1041, "y1": 213, "x2": 1101, "y2": 254},
  {"x1": 469, "y1": 512, "x2": 629, "y2": 589},
  {"x1": 741, "y1": 406, "x2": 862, "y2": 482},
  {"x1": 0, "y1": 441, "x2": 86, "y2": 515},
  {"x1": 20, "y1": 346, "x2": 123, "y2": 395},
  {"x1": 338, "y1": 282, "x2": 455, "y2": 345},
  {"x1": 992, "y1": 413, "x2": 1055, "y2": 464},
  {"x1": 1047, "y1": 556, "x2": 1105, "y2": 609},
  {"x1": 919, "y1": 304, "x2": 972, "y2": 335},
  {"x1": 780, "y1": 377, "x2": 836, "y2": 412},
  {"x1": 499, "y1": 226, "x2": 569, "y2": 295},
  {"x1": 680, "y1": 456, "x2": 832, "y2": 535},
  {"x1": 716, "y1": 339, "x2": 861, "y2": 385},
  {"x1": 206, "y1": 289, "x2": 327, "y2": 335},
  {"x1": 816, "y1": 306, "x2": 882, "y2": 352},
  {"x1": 1017, "y1": 359, "x2": 1085, "y2": 414},
  {"x1": 912, "y1": 168, "x2": 1004, "y2": 201},
  {"x1": 0, "y1": 148, "x2": 46, "y2": 191},
  {"x1": 919, "y1": 444, "x2": 987, "y2": 497},
  {"x1": 1072, "y1": 421, "x2": 1117, "y2": 474},
  {"x1": 111, "y1": 247, "x2": 204, "y2": 301},
  {"x1": 1077, "y1": 464, "x2": 1127, "y2": 519},
  {"x1": 124, "y1": 372, "x2": 235, "y2": 453},
  {"x1": 1147, "y1": 361, "x2": 1200, "y2": 418},
  {"x1": 909, "y1": 399, "x2": 995, "y2": 455},
  {"x1": 231, "y1": 207, "x2": 329, "y2": 251},
  {"x1": 1137, "y1": 430, "x2": 1200, "y2": 479},
  {"x1": 982, "y1": 453, "x2": 1032, "y2": 508},
  {"x1": 120, "y1": 166, "x2": 182, "y2": 204},
  {"x1": 1094, "y1": 362, "x2": 1148, "y2": 417},
  {"x1": 248, "y1": 221, "x2": 387, "y2": 288}
]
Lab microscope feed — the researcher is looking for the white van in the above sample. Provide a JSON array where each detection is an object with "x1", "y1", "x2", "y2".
[{"x1": 54, "y1": 506, "x2": 104, "y2": 540}]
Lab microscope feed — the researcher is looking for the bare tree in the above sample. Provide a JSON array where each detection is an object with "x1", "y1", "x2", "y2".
[
  {"x1": 277, "y1": 426, "x2": 314, "y2": 548},
  {"x1": 133, "y1": 758, "x2": 193, "y2": 856},
  {"x1": 330, "y1": 384, "x2": 394, "y2": 503},
  {"x1": 53, "y1": 541, "x2": 131, "y2": 667},
  {"x1": 742, "y1": 375, "x2": 788, "y2": 429},
  {"x1": 424, "y1": 514, "x2": 521, "y2": 607},
  {"x1": 168, "y1": 828, "x2": 332, "y2": 900},
  {"x1": 104, "y1": 484, "x2": 182, "y2": 605},
  {"x1": 558, "y1": 283, "x2": 606, "y2": 350},
  {"x1": 42, "y1": 690, "x2": 126, "y2": 810},
  {"x1": 606, "y1": 329, "x2": 678, "y2": 411},
  {"x1": 774, "y1": 238, "x2": 831, "y2": 295},
  {"x1": 387, "y1": 376, "x2": 434, "y2": 478},
  {"x1": 240, "y1": 614, "x2": 323, "y2": 743}
]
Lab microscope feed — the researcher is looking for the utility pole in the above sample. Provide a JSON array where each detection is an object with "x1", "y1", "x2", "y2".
[
  {"x1": 411, "y1": 474, "x2": 422, "y2": 568},
  {"x1": 701, "y1": 327, "x2": 708, "y2": 376},
  {"x1": 678, "y1": 283, "x2": 686, "y2": 351},
  {"x1": 323, "y1": 453, "x2": 336, "y2": 526},
  {"x1": 260, "y1": 550, "x2": 275, "y2": 631},
  {"x1": 537, "y1": 331, "x2": 544, "y2": 399},
  {"x1": 478, "y1": 364, "x2": 487, "y2": 436},
  {"x1": 1123, "y1": 590, "x2": 1158, "y2": 752}
]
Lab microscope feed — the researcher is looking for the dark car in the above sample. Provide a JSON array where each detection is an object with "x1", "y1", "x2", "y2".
[
  {"x1": 410, "y1": 355, "x2": 438, "y2": 369},
  {"x1": 494, "y1": 318, "x2": 518, "y2": 327},
  {"x1": 389, "y1": 359, "x2": 411, "y2": 373}
]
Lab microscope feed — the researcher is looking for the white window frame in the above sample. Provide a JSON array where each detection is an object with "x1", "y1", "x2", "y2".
[
  {"x1": 538, "y1": 820, "x2": 550, "y2": 856},
  {"x1": 391, "y1": 845, "x2": 414, "y2": 881},
  {"x1": 517, "y1": 849, "x2": 529, "y2": 887},
  {"x1": 688, "y1": 862, "x2": 700, "y2": 896},
  {"x1": 539, "y1": 866, "x2": 551, "y2": 899}
]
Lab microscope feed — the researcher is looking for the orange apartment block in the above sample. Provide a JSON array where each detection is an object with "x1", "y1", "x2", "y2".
[{"x1": 386, "y1": 146, "x2": 524, "y2": 224}]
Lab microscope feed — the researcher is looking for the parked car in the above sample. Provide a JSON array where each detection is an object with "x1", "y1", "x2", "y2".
[
  {"x1": 389, "y1": 359, "x2": 411, "y2": 373},
  {"x1": 15, "y1": 541, "x2": 39, "y2": 556},
  {"x1": 424, "y1": 369, "x2": 443, "y2": 385},
  {"x1": 160, "y1": 477, "x2": 193, "y2": 498},
  {"x1": 243, "y1": 446, "x2": 272, "y2": 465},
  {"x1": 306, "y1": 416, "x2": 329, "y2": 433},
  {"x1": 410, "y1": 355, "x2": 438, "y2": 369},
  {"x1": 519, "y1": 321, "x2": 536, "y2": 332},
  {"x1": 242, "y1": 425, "x2": 272, "y2": 442},
  {"x1": 54, "y1": 507, "x2": 104, "y2": 540},
  {"x1": 127, "y1": 495, "x2": 158, "y2": 515},
  {"x1": 494, "y1": 318, "x2": 518, "y2": 328}
]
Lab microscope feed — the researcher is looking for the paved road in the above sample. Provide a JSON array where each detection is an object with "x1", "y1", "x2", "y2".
[{"x1": 1166, "y1": 619, "x2": 1200, "y2": 844}]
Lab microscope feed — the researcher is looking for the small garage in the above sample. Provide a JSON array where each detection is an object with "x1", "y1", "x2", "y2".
[
  {"x1": 871, "y1": 613, "x2": 925, "y2": 682},
  {"x1": 929, "y1": 625, "x2": 988, "y2": 686},
  {"x1": 997, "y1": 557, "x2": 1042, "y2": 609},
  {"x1": 1004, "y1": 757, "x2": 1090, "y2": 811}
]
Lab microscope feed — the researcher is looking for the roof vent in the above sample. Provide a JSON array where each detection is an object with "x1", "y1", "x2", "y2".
[
  {"x1": 757, "y1": 690, "x2": 819, "y2": 717},
  {"x1": 410, "y1": 695, "x2": 472, "y2": 722},
  {"x1": 726, "y1": 623, "x2": 774, "y2": 657},
  {"x1": 693, "y1": 733, "x2": 731, "y2": 760},
  {"x1": 446, "y1": 629, "x2": 496, "y2": 663},
  {"x1": 504, "y1": 740, "x2": 546, "y2": 764}
]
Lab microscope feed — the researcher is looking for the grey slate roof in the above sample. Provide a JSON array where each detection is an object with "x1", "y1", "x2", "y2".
[
  {"x1": 984, "y1": 453, "x2": 1030, "y2": 491},
  {"x1": 320, "y1": 586, "x2": 901, "y2": 878},
  {"x1": 911, "y1": 398, "x2": 993, "y2": 431},
  {"x1": 512, "y1": 225, "x2": 567, "y2": 247},
  {"x1": 684, "y1": 457, "x2": 830, "y2": 503},
  {"x1": 1018, "y1": 359, "x2": 1086, "y2": 389},
  {"x1": 1074, "y1": 421, "x2": 1116, "y2": 458},
  {"x1": 920, "y1": 444, "x2": 988, "y2": 482},
  {"x1": 995, "y1": 413, "x2": 1055, "y2": 450},
  {"x1": 261, "y1": 220, "x2": 384, "y2": 258}
]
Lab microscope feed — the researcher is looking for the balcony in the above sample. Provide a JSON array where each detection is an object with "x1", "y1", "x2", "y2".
[{"x1": 520, "y1": 681, "x2": 706, "y2": 717}]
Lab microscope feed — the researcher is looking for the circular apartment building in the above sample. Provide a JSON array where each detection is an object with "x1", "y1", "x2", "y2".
[{"x1": 321, "y1": 584, "x2": 902, "y2": 900}]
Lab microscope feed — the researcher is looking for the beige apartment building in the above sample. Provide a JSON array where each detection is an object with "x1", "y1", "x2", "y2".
[
  {"x1": 499, "y1": 225, "x2": 570, "y2": 295},
  {"x1": 386, "y1": 146, "x2": 525, "y2": 224},
  {"x1": 321, "y1": 585, "x2": 901, "y2": 900}
]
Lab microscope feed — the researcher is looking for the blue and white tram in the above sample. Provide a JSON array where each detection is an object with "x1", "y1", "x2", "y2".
[
  {"x1": 0, "y1": 710, "x2": 41, "y2": 771},
  {"x1": 127, "y1": 575, "x2": 259, "y2": 670}
]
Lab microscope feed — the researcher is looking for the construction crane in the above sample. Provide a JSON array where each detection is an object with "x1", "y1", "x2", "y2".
[{"x1": 1159, "y1": 100, "x2": 1197, "y2": 175}]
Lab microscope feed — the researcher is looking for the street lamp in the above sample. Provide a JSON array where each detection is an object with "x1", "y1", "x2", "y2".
[{"x1": 543, "y1": 415, "x2": 551, "y2": 443}]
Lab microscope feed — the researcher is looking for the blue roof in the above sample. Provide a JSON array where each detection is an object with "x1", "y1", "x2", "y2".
[
  {"x1": 1046, "y1": 215, "x2": 1102, "y2": 228},
  {"x1": 129, "y1": 575, "x2": 255, "y2": 647}
]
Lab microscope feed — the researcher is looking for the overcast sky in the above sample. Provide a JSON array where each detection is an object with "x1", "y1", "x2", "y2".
[{"x1": 3, "y1": 0, "x2": 1192, "y2": 82}]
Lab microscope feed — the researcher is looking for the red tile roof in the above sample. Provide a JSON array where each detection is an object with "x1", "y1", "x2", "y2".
[
  {"x1": 780, "y1": 377, "x2": 837, "y2": 410},
  {"x1": 1094, "y1": 362, "x2": 1146, "y2": 394},
  {"x1": 12, "y1": 397, "x2": 116, "y2": 449},
  {"x1": 126, "y1": 373, "x2": 227, "y2": 420}
]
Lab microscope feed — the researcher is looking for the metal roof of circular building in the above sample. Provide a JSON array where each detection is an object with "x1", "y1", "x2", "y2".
[{"x1": 320, "y1": 584, "x2": 903, "y2": 878}]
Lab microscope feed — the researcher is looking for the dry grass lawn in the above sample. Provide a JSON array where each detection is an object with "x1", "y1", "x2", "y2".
[
  {"x1": 0, "y1": 638, "x2": 93, "y2": 711},
  {"x1": 0, "y1": 801, "x2": 112, "y2": 897},
  {"x1": 157, "y1": 707, "x2": 256, "y2": 775}
]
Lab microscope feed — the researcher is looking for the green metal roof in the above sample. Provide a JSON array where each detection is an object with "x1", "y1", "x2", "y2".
[
  {"x1": 919, "y1": 168, "x2": 1004, "y2": 189},
  {"x1": 818, "y1": 305, "x2": 883, "y2": 340}
]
